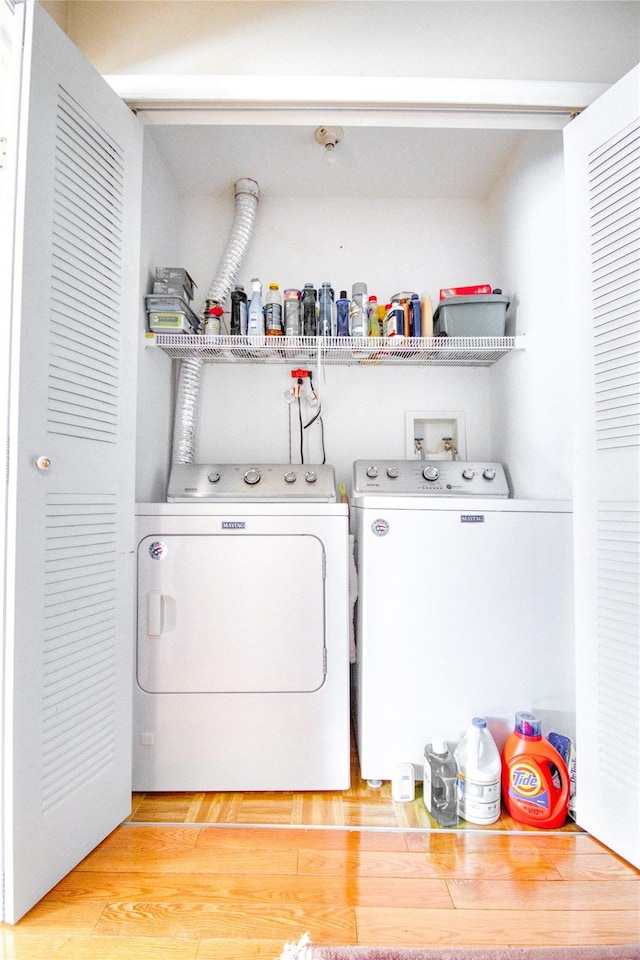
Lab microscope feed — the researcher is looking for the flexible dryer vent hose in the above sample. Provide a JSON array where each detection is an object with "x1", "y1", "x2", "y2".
[{"x1": 171, "y1": 179, "x2": 260, "y2": 465}]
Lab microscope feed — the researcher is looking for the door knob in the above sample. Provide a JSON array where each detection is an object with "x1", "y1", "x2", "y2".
[{"x1": 34, "y1": 456, "x2": 52, "y2": 471}]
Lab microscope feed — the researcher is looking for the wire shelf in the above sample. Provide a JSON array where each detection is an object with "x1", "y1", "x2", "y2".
[{"x1": 150, "y1": 334, "x2": 522, "y2": 367}]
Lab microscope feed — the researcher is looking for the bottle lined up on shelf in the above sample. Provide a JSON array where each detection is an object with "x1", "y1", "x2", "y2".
[{"x1": 210, "y1": 279, "x2": 435, "y2": 338}]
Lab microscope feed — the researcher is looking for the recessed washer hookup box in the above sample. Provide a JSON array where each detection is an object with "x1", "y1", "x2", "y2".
[{"x1": 433, "y1": 294, "x2": 510, "y2": 337}]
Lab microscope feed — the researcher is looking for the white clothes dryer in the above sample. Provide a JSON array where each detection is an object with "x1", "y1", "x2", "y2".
[{"x1": 134, "y1": 463, "x2": 350, "y2": 791}]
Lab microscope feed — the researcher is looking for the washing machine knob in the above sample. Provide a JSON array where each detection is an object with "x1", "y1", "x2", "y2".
[
  {"x1": 387, "y1": 466, "x2": 400, "y2": 479},
  {"x1": 483, "y1": 468, "x2": 497, "y2": 481},
  {"x1": 423, "y1": 466, "x2": 439, "y2": 481},
  {"x1": 305, "y1": 470, "x2": 318, "y2": 483},
  {"x1": 207, "y1": 471, "x2": 221, "y2": 483},
  {"x1": 284, "y1": 471, "x2": 297, "y2": 483},
  {"x1": 366, "y1": 466, "x2": 379, "y2": 478},
  {"x1": 243, "y1": 468, "x2": 261, "y2": 485},
  {"x1": 462, "y1": 468, "x2": 475, "y2": 480}
]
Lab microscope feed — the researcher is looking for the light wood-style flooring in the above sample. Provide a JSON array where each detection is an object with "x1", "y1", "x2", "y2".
[
  {"x1": 126, "y1": 728, "x2": 582, "y2": 833},
  {"x1": 2, "y1": 735, "x2": 639, "y2": 958},
  {"x1": 2, "y1": 824, "x2": 639, "y2": 958}
]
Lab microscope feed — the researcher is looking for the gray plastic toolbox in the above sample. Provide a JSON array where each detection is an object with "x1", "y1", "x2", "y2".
[{"x1": 433, "y1": 294, "x2": 510, "y2": 337}]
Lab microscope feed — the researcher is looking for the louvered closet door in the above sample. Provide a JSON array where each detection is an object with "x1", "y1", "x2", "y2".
[
  {"x1": 3, "y1": 3, "x2": 142, "y2": 922},
  {"x1": 564, "y1": 64, "x2": 640, "y2": 869}
]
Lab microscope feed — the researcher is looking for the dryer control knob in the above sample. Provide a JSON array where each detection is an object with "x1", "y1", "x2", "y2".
[
  {"x1": 462, "y1": 468, "x2": 475, "y2": 480},
  {"x1": 387, "y1": 466, "x2": 400, "y2": 478},
  {"x1": 423, "y1": 466, "x2": 439, "y2": 481},
  {"x1": 207, "y1": 471, "x2": 221, "y2": 483},
  {"x1": 243, "y1": 468, "x2": 261, "y2": 485},
  {"x1": 366, "y1": 466, "x2": 379, "y2": 478},
  {"x1": 284, "y1": 471, "x2": 297, "y2": 483},
  {"x1": 483, "y1": 468, "x2": 497, "y2": 480},
  {"x1": 305, "y1": 470, "x2": 318, "y2": 483}
]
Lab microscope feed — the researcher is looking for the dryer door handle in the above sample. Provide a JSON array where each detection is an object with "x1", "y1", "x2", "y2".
[{"x1": 147, "y1": 591, "x2": 163, "y2": 638}]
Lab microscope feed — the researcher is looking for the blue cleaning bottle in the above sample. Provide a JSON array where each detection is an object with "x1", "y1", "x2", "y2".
[{"x1": 335, "y1": 290, "x2": 351, "y2": 336}]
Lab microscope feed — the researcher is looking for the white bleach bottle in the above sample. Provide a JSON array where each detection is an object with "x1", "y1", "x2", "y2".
[{"x1": 454, "y1": 717, "x2": 502, "y2": 824}]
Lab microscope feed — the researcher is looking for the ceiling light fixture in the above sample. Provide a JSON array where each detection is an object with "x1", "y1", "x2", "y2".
[{"x1": 315, "y1": 125, "x2": 343, "y2": 165}]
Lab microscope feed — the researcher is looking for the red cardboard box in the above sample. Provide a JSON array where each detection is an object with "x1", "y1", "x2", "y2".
[{"x1": 440, "y1": 284, "x2": 492, "y2": 298}]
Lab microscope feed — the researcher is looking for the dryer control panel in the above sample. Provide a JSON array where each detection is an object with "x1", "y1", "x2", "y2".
[
  {"x1": 352, "y1": 460, "x2": 510, "y2": 498},
  {"x1": 167, "y1": 462, "x2": 337, "y2": 502}
]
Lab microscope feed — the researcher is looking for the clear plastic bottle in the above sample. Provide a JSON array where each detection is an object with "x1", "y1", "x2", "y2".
[
  {"x1": 423, "y1": 740, "x2": 458, "y2": 827},
  {"x1": 318, "y1": 282, "x2": 335, "y2": 337},
  {"x1": 247, "y1": 278, "x2": 264, "y2": 335},
  {"x1": 350, "y1": 281, "x2": 368, "y2": 337},
  {"x1": 284, "y1": 289, "x2": 302, "y2": 336},
  {"x1": 454, "y1": 717, "x2": 502, "y2": 824},
  {"x1": 335, "y1": 290, "x2": 351, "y2": 336},
  {"x1": 301, "y1": 284, "x2": 317, "y2": 336},
  {"x1": 230, "y1": 284, "x2": 247, "y2": 336},
  {"x1": 265, "y1": 282, "x2": 283, "y2": 335}
]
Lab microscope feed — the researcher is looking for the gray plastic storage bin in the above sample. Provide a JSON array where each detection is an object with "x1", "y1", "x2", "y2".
[
  {"x1": 433, "y1": 294, "x2": 510, "y2": 337},
  {"x1": 145, "y1": 294, "x2": 201, "y2": 334}
]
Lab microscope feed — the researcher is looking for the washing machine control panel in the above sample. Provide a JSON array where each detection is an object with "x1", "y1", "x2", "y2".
[
  {"x1": 352, "y1": 460, "x2": 510, "y2": 497},
  {"x1": 167, "y1": 462, "x2": 337, "y2": 502}
]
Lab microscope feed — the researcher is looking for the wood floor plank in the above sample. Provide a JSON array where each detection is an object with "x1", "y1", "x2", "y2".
[
  {"x1": 447, "y1": 878, "x2": 640, "y2": 910},
  {"x1": 89, "y1": 825, "x2": 201, "y2": 850},
  {"x1": 0, "y1": 932, "x2": 199, "y2": 959},
  {"x1": 91, "y1": 902, "x2": 356, "y2": 943},
  {"x1": 7, "y1": 901, "x2": 107, "y2": 935},
  {"x1": 195, "y1": 938, "x2": 292, "y2": 960},
  {"x1": 552, "y1": 853, "x2": 640, "y2": 881},
  {"x1": 194, "y1": 826, "x2": 410, "y2": 852},
  {"x1": 354, "y1": 906, "x2": 640, "y2": 948},
  {"x1": 298, "y1": 849, "x2": 563, "y2": 881},
  {"x1": 75, "y1": 846, "x2": 298, "y2": 876},
  {"x1": 404, "y1": 830, "x2": 592, "y2": 854},
  {"x1": 43, "y1": 871, "x2": 452, "y2": 910}
]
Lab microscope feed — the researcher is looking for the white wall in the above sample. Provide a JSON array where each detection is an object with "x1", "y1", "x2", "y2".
[
  {"x1": 489, "y1": 131, "x2": 573, "y2": 500},
  {"x1": 135, "y1": 127, "x2": 577, "y2": 502},
  {"x1": 132, "y1": 189, "x2": 500, "y2": 499},
  {"x1": 53, "y1": 1, "x2": 640, "y2": 86},
  {"x1": 136, "y1": 133, "x2": 181, "y2": 503}
]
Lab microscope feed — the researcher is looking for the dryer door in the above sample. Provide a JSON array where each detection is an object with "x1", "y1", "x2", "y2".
[{"x1": 137, "y1": 534, "x2": 326, "y2": 693}]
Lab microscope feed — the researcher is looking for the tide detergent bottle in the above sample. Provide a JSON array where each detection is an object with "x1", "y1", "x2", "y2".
[{"x1": 502, "y1": 711, "x2": 570, "y2": 828}]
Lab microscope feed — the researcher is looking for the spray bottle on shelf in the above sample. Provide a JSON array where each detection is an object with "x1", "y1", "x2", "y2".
[
  {"x1": 247, "y1": 278, "x2": 264, "y2": 335},
  {"x1": 454, "y1": 717, "x2": 502, "y2": 824},
  {"x1": 423, "y1": 740, "x2": 458, "y2": 827},
  {"x1": 335, "y1": 290, "x2": 351, "y2": 336},
  {"x1": 502, "y1": 711, "x2": 570, "y2": 828}
]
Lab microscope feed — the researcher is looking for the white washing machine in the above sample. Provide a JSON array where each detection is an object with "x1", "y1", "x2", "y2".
[
  {"x1": 351, "y1": 459, "x2": 575, "y2": 784},
  {"x1": 134, "y1": 463, "x2": 350, "y2": 791}
]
